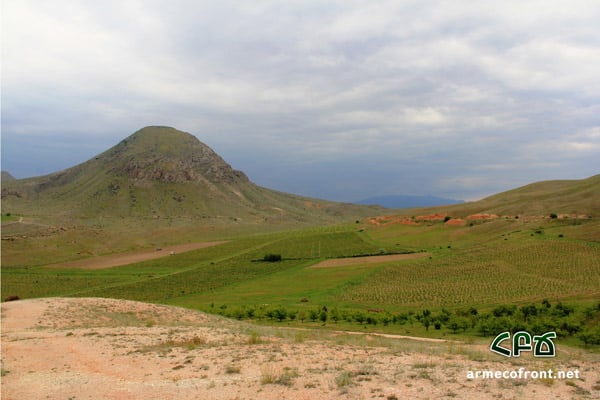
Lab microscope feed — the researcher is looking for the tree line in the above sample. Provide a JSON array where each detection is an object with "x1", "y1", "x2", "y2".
[{"x1": 210, "y1": 299, "x2": 600, "y2": 347}]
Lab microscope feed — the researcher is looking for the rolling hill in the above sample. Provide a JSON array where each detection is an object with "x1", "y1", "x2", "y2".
[{"x1": 404, "y1": 174, "x2": 600, "y2": 218}]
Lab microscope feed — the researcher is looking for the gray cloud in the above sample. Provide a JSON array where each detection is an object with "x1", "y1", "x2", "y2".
[{"x1": 2, "y1": 0, "x2": 599, "y2": 201}]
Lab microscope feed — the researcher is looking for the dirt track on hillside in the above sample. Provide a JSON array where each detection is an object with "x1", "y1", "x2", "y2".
[
  {"x1": 45, "y1": 241, "x2": 228, "y2": 269},
  {"x1": 2, "y1": 298, "x2": 598, "y2": 400}
]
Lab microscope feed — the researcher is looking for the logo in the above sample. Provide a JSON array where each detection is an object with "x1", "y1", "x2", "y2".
[{"x1": 490, "y1": 331, "x2": 556, "y2": 357}]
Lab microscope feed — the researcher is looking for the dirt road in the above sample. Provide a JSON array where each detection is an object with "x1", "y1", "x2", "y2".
[{"x1": 45, "y1": 241, "x2": 228, "y2": 269}]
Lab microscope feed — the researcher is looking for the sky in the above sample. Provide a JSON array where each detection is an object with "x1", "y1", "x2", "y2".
[{"x1": 2, "y1": 0, "x2": 599, "y2": 202}]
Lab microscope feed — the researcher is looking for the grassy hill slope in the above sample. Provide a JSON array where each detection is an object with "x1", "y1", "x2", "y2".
[
  {"x1": 399, "y1": 174, "x2": 600, "y2": 218},
  {"x1": 1, "y1": 126, "x2": 379, "y2": 266},
  {"x1": 1, "y1": 126, "x2": 377, "y2": 224}
]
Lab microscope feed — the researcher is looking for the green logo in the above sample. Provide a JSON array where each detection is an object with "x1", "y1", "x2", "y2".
[{"x1": 490, "y1": 331, "x2": 556, "y2": 357}]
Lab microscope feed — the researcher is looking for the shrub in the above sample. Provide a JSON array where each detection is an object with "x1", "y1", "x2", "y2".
[
  {"x1": 262, "y1": 254, "x2": 282, "y2": 262},
  {"x1": 447, "y1": 316, "x2": 470, "y2": 333},
  {"x1": 225, "y1": 364, "x2": 241, "y2": 374},
  {"x1": 297, "y1": 310, "x2": 307, "y2": 323},
  {"x1": 577, "y1": 327, "x2": 600, "y2": 347},
  {"x1": 335, "y1": 371, "x2": 353, "y2": 388},
  {"x1": 319, "y1": 310, "x2": 328, "y2": 324},
  {"x1": 273, "y1": 306, "x2": 288, "y2": 322}
]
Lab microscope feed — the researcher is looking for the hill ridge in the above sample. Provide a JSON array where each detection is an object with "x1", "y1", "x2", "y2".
[
  {"x1": 96, "y1": 126, "x2": 249, "y2": 185},
  {"x1": 401, "y1": 174, "x2": 600, "y2": 218}
]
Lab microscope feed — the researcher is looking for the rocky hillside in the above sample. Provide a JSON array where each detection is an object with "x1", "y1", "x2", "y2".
[
  {"x1": 98, "y1": 126, "x2": 249, "y2": 185},
  {"x1": 1, "y1": 126, "x2": 378, "y2": 225}
]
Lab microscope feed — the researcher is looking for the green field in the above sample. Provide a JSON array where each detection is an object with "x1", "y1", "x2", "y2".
[{"x1": 3, "y1": 217, "x2": 599, "y2": 346}]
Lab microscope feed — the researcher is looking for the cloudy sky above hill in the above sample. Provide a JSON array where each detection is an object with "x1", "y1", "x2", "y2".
[{"x1": 2, "y1": 0, "x2": 599, "y2": 201}]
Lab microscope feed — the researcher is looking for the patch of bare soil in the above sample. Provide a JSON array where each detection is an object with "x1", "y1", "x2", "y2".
[
  {"x1": 466, "y1": 213, "x2": 499, "y2": 220},
  {"x1": 45, "y1": 241, "x2": 228, "y2": 269},
  {"x1": 2, "y1": 298, "x2": 598, "y2": 400},
  {"x1": 309, "y1": 253, "x2": 431, "y2": 268},
  {"x1": 445, "y1": 218, "x2": 466, "y2": 226}
]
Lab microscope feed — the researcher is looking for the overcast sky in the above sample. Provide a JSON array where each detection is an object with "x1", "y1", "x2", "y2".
[{"x1": 2, "y1": 1, "x2": 599, "y2": 202}]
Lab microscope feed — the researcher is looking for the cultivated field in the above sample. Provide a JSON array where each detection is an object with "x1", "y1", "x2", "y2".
[{"x1": 2, "y1": 217, "x2": 599, "y2": 348}]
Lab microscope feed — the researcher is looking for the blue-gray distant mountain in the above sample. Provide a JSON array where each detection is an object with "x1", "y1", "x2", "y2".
[{"x1": 356, "y1": 195, "x2": 464, "y2": 209}]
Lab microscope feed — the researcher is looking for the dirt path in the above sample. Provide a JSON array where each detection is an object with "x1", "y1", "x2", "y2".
[
  {"x1": 309, "y1": 252, "x2": 431, "y2": 268},
  {"x1": 278, "y1": 326, "x2": 447, "y2": 343},
  {"x1": 45, "y1": 241, "x2": 228, "y2": 269},
  {"x1": 2, "y1": 298, "x2": 597, "y2": 400}
]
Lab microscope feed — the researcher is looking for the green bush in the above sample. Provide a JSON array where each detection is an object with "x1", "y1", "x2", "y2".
[{"x1": 262, "y1": 253, "x2": 282, "y2": 262}]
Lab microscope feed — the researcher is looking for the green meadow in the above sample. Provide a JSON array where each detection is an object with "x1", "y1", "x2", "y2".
[{"x1": 3, "y1": 217, "x2": 599, "y2": 346}]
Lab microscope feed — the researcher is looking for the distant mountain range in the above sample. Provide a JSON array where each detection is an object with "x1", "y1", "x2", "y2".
[{"x1": 356, "y1": 195, "x2": 464, "y2": 209}]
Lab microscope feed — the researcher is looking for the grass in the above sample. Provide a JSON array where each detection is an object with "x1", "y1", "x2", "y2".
[
  {"x1": 164, "y1": 335, "x2": 207, "y2": 350},
  {"x1": 259, "y1": 365, "x2": 298, "y2": 386},
  {"x1": 247, "y1": 330, "x2": 263, "y2": 345},
  {"x1": 338, "y1": 238, "x2": 600, "y2": 308},
  {"x1": 335, "y1": 370, "x2": 353, "y2": 388},
  {"x1": 225, "y1": 364, "x2": 241, "y2": 374},
  {"x1": 2, "y1": 215, "x2": 599, "y2": 345},
  {"x1": 1, "y1": 213, "x2": 20, "y2": 222}
]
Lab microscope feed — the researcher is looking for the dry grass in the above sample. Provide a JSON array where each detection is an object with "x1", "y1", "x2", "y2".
[{"x1": 3, "y1": 298, "x2": 599, "y2": 400}]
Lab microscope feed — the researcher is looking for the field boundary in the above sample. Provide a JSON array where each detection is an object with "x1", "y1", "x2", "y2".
[{"x1": 308, "y1": 252, "x2": 431, "y2": 268}]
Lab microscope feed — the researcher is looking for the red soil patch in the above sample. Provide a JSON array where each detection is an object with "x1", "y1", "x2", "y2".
[
  {"x1": 415, "y1": 213, "x2": 447, "y2": 222},
  {"x1": 397, "y1": 219, "x2": 419, "y2": 225},
  {"x1": 444, "y1": 218, "x2": 466, "y2": 226},
  {"x1": 367, "y1": 215, "x2": 397, "y2": 225},
  {"x1": 466, "y1": 213, "x2": 499, "y2": 220}
]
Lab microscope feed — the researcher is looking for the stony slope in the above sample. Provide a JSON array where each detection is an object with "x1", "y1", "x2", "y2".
[{"x1": 1, "y1": 126, "x2": 378, "y2": 225}]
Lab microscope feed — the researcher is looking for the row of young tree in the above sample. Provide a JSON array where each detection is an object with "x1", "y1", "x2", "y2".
[{"x1": 212, "y1": 299, "x2": 600, "y2": 347}]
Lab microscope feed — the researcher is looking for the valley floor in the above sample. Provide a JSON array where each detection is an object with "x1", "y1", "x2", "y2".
[{"x1": 2, "y1": 298, "x2": 598, "y2": 399}]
